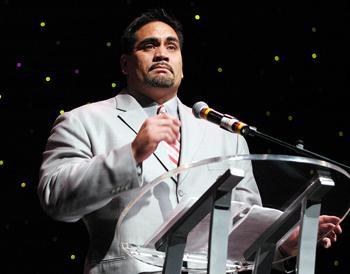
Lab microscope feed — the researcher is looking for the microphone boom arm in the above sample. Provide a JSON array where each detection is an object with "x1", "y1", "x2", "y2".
[
  {"x1": 243, "y1": 126, "x2": 350, "y2": 171},
  {"x1": 192, "y1": 101, "x2": 350, "y2": 171}
]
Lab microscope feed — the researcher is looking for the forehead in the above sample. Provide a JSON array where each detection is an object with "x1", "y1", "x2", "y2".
[{"x1": 135, "y1": 21, "x2": 179, "y2": 42}]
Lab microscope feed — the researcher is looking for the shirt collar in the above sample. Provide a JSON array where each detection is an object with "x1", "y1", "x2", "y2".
[
  {"x1": 160, "y1": 96, "x2": 179, "y2": 118},
  {"x1": 126, "y1": 89, "x2": 179, "y2": 118}
]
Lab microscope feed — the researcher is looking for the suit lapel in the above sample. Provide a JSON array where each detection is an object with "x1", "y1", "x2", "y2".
[
  {"x1": 115, "y1": 93, "x2": 177, "y2": 181},
  {"x1": 177, "y1": 99, "x2": 206, "y2": 183},
  {"x1": 115, "y1": 94, "x2": 146, "y2": 134}
]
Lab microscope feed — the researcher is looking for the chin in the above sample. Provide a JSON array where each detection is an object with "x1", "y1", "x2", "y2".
[{"x1": 146, "y1": 76, "x2": 175, "y2": 88}]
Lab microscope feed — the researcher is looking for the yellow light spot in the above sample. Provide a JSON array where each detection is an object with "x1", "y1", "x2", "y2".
[
  {"x1": 106, "y1": 41, "x2": 112, "y2": 47},
  {"x1": 274, "y1": 55, "x2": 280, "y2": 62},
  {"x1": 0, "y1": 160, "x2": 4, "y2": 166},
  {"x1": 0, "y1": 94, "x2": 2, "y2": 100},
  {"x1": 311, "y1": 27, "x2": 317, "y2": 33},
  {"x1": 45, "y1": 76, "x2": 51, "y2": 82},
  {"x1": 288, "y1": 115, "x2": 293, "y2": 121},
  {"x1": 311, "y1": 53, "x2": 317, "y2": 59},
  {"x1": 111, "y1": 82, "x2": 117, "y2": 88},
  {"x1": 21, "y1": 182, "x2": 26, "y2": 188},
  {"x1": 59, "y1": 110, "x2": 65, "y2": 115},
  {"x1": 217, "y1": 67, "x2": 223, "y2": 73},
  {"x1": 40, "y1": 21, "x2": 46, "y2": 27},
  {"x1": 265, "y1": 111, "x2": 271, "y2": 117},
  {"x1": 338, "y1": 131, "x2": 344, "y2": 137},
  {"x1": 309, "y1": 170, "x2": 314, "y2": 175},
  {"x1": 334, "y1": 260, "x2": 339, "y2": 266},
  {"x1": 70, "y1": 254, "x2": 76, "y2": 260},
  {"x1": 194, "y1": 14, "x2": 200, "y2": 20}
]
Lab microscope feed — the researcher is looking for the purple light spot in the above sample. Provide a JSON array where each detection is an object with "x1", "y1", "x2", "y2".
[
  {"x1": 74, "y1": 69, "x2": 80, "y2": 75},
  {"x1": 16, "y1": 62, "x2": 22, "y2": 68}
]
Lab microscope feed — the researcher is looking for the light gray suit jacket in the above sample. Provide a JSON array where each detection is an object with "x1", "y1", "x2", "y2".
[{"x1": 38, "y1": 92, "x2": 262, "y2": 274}]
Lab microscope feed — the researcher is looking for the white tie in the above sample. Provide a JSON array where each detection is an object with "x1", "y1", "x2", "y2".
[{"x1": 157, "y1": 105, "x2": 181, "y2": 168}]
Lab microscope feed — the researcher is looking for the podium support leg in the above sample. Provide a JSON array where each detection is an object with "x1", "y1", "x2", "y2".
[
  {"x1": 208, "y1": 191, "x2": 232, "y2": 274},
  {"x1": 162, "y1": 235, "x2": 187, "y2": 274},
  {"x1": 252, "y1": 243, "x2": 276, "y2": 274},
  {"x1": 296, "y1": 202, "x2": 321, "y2": 274},
  {"x1": 159, "y1": 168, "x2": 244, "y2": 274},
  {"x1": 296, "y1": 176, "x2": 335, "y2": 274}
]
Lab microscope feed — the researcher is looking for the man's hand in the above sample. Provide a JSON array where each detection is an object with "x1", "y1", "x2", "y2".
[
  {"x1": 318, "y1": 215, "x2": 342, "y2": 248},
  {"x1": 280, "y1": 215, "x2": 342, "y2": 256},
  {"x1": 132, "y1": 112, "x2": 181, "y2": 164}
]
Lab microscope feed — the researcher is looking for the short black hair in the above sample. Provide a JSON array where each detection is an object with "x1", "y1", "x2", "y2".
[{"x1": 121, "y1": 8, "x2": 184, "y2": 54}]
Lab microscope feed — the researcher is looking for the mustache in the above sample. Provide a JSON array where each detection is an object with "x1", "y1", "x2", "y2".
[{"x1": 149, "y1": 62, "x2": 174, "y2": 74}]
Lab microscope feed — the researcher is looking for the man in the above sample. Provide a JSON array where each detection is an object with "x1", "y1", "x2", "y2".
[{"x1": 37, "y1": 9, "x2": 342, "y2": 274}]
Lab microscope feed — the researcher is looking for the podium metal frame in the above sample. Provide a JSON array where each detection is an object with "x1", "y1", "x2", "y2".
[
  {"x1": 156, "y1": 168, "x2": 245, "y2": 274},
  {"x1": 244, "y1": 171, "x2": 334, "y2": 274},
  {"x1": 157, "y1": 168, "x2": 336, "y2": 274}
]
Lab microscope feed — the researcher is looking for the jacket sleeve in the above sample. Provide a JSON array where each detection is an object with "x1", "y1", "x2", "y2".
[
  {"x1": 231, "y1": 134, "x2": 262, "y2": 207},
  {"x1": 37, "y1": 111, "x2": 142, "y2": 222}
]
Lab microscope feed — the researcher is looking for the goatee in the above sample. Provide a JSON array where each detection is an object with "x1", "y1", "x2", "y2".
[{"x1": 145, "y1": 75, "x2": 174, "y2": 88}]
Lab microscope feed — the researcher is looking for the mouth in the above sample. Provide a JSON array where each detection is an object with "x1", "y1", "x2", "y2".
[{"x1": 150, "y1": 63, "x2": 174, "y2": 74}]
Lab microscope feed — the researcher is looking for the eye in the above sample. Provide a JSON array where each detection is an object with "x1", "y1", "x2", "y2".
[
  {"x1": 167, "y1": 43, "x2": 178, "y2": 51},
  {"x1": 143, "y1": 44, "x2": 156, "y2": 50}
]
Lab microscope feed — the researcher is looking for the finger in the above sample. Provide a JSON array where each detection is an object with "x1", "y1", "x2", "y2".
[
  {"x1": 322, "y1": 230, "x2": 337, "y2": 242},
  {"x1": 319, "y1": 223, "x2": 342, "y2": 236},
  {"x1": 320, "y1": 215, "x2": 341, "y2": 224},
  {"x1": 149, "y1": 123, "x2": 180, "y2": 139},
  {"x1": 157, "y1": 111, "x2": 168, "y2": 117},
  {"x1": 175, "y1": 130, "x2": 181, "y2": 141},
  {"x1": 319, "y1": 223, "x2": 336, "y2": 234},
  {"x1": 322, "y1": 237, "x2": 331, "y2": 248},
  {"x1": 334, "y1": 224, "x2": 342, "y2": 234},
  {"x1": 330, "y1": 231, "x2": 337, "y2": 242},
  {"x1": 165, "y1": 117, "x2": 181, "y2": 128},
  {"x1": 161, "y1": 123, "x2": 181, "y2": 140},
  {"x1": 155, "y1": 116, "x2": 181, "y2": 130},
  {"x1": 161, "y1": 124, "x2": 180, "y2": 142},
  {"x1": 157, "y1": 113, "x2": 181, "y2": 126},
  {"x1": 159, "y1": 131, "x2": 178, "y2": 145}
]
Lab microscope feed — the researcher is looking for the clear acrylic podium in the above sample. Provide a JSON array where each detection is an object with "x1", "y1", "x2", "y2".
[{"x1": 116, "y1": 154, "x2": 350, "y2": 274}]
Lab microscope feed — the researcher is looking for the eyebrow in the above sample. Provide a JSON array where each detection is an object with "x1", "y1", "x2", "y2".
[{"x1": 166, "y1": 36, "x2": 180, "y2": 44}]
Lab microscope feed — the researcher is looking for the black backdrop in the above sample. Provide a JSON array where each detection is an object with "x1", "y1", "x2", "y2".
[{"x1": 1, "y1": 1, "x2": 349, "y2": 273}]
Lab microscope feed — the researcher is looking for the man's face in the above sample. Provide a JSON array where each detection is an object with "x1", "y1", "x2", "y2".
[{"x1": 121, "y1": 21, "x2": 183, "y2": 102}]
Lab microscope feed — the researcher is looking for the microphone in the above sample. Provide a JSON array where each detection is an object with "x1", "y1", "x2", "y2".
[
  {"x1": 193, "y1": 103, "x2": 350, "y2": 171},
  {"x1": 192, "y1": 101, "x2": 254, "y2": 136}
]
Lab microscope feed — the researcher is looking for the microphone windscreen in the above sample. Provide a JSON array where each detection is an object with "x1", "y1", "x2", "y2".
[{"x1": 192, "y1": 101, "x2": 208, "y2": 118}]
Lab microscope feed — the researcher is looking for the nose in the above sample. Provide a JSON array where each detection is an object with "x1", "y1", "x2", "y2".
[{"x1": 153, "y1": 46, "x2": 169, "y2": 62}]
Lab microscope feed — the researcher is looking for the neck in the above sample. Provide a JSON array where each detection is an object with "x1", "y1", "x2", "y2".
[{"x1": 127, "y1": 85, "x2": 177, "y2": 105}]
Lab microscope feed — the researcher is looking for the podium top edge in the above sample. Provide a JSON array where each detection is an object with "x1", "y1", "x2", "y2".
[{"x1": 156, "y1": 154, "x2": 350, "y2": 183}]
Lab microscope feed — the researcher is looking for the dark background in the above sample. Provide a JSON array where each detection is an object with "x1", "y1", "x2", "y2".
[{"x1": 1, "y1": 0, "x2": 349, "y2": 273}]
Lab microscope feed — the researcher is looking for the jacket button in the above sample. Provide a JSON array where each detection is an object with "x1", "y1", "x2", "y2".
[{"x1": 178, "y1": 189, "x2": 184, "y2": 197}]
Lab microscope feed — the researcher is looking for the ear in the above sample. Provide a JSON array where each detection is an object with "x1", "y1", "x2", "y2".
[{"x1": 120, "y1": 54, "x2": 128, "y2": 75}]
